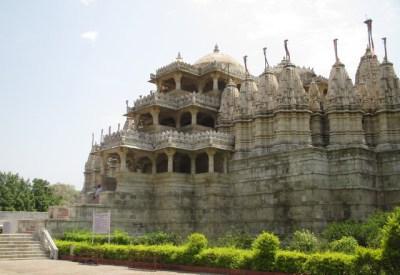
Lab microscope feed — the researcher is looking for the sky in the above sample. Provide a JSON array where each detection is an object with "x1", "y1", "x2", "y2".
[{"x1": 0, "y1": 0, "x2": 399, "y2": 190}]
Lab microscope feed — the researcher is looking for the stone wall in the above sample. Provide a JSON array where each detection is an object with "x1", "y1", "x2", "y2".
[{"x1": 0, "y1": 211, "x2": 48, "y2": 234}]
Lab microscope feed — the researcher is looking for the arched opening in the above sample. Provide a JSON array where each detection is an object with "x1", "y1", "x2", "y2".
[
  {"x1": 203, "y1": 79, "x2": 213, "y2": 93},
  {"x1": 161, "y1": 78, "x2": 176, "y2": 93},
  {"x1": 197, "y1": 112, "x2": 215, "y2": 128},
  {"x1": 181, "y1": 76, "x2": 197, "y2": 92},
  {"x1": 138, "y1": 113, "x2": 153, "y2": 128},
  {"x1": 136, "y1": 156, "x2": 153, "y2": 174},
  {"x1": 218, "y1": 79, "x2": 227, "y2": 91},
  {"x1": 126, "y1": 151, "x2": 136, "y2": 172},
  {"x1": 156, "y1": 153, "x2": 168, "y2": 173},
  {"x1": 180, "y1": 112, "x2": 191, "y2": 127},
  {"x1": 173, "y1": 153, "x2": 191, "y2": 174},
  {"x1": 106, "y1": 153, "x2": 120, "y2": 174},
  {"x1": 160, "y1": 117, "x2": 175, "y2": 127},
  {"x1": 214, "y1": 152, "x2": 224, "y2": 173},
  {"x1": 195, "y1": 153, "x2": 208, "y2": 173}
]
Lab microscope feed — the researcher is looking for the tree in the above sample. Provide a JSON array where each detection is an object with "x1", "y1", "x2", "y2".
[
  {"x1": 50, "y1": 183, "x2": 80, "y2": 206},
  {"x1": 381, "y1": 207, "x2": 400, "y2": 274},
  {"x1": 32, "y1": 178, "x2": 60, "y2": 211},
  {"x1": 0, "y1": 172, "x2": 34, "y2": 211}
]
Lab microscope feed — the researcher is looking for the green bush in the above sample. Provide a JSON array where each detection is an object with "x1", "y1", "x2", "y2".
[
  {"x1": 133, "y1": 231, "x2": 181, "y2": 246},
  {"x1": 353, "y1": 247, "x2": 382, "y2": 275},
  {"x1": 322, "y1": 221, "x2": 362, "y2": 242},
  {"x1": 185, "y1": 233, "x2": 208, "y2": 256},
  {"x1": 63, "y1": 229, "x2": 132, "y2": 245},
  {"x1": 329, "y1": 236, "x2": 359, "y2": 254},
  {"x1": 214, "y1": 231, "x2": 254, "y2": 249},
  {"x1": 304, "y1": 252, "x2": 354, "y2": 275},
  {"x1": 381, "y1": 207, "x2": 400, "y2": 274},
  {"x1": 288, "y1": 229, "x2": 319, "y2": 253},
  {"x1": 195, "y1": 247, "x2": 253, "y2": 269},
  {"x1": 274, "y1": 250, "x2": 308, "y2": 273},
  {"x1": 251, "y1": 231, "x2": 280, "y2": 271}
]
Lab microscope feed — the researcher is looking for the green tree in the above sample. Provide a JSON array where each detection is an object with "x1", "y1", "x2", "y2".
[
  {"x1": 381, "y1": 207, "x2": 400, "y2": 274},
  {"x1": 0, "y1": 172, "x2": 34, "y2": 211},
  {"x1": 50, "y1": 183, "x2": 80, "y2": 206},
  {"x1": 32, "y1": 178, "x2": 60, "y2": 211},
  {"x1": 288, "y1": 229, "x2": 319, "y2": 253}
]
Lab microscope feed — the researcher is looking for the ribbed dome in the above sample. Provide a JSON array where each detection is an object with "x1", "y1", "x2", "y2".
[{"x1": 193, "y1": 45, "x2": 244, "y2": 72}]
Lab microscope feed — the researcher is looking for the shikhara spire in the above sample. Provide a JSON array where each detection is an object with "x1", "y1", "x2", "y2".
[{"x1": 364, "y1": 19, "x2": 375, "y2": 52}]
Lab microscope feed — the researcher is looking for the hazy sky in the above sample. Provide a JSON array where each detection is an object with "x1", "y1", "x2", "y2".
[{"x1": 0, "y1": 0, "x2": 399, "y2": 190}]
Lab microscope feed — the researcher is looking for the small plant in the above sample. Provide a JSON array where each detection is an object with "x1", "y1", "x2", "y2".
[
  {"x1": 215, "y1": 231, "x2": 254, "y2": 249},
  {"x1": 251, "y1": 231, "x2": 280, "y2": 271},
  {"x1": 381, "y1": 207, "x2": 400, "y2": 274},
  {"x1": 185, "y1": 233, "x2": 208, "y2": 255},
  {"x1": 329, "y1": 236, "x2": 358, "y2": 254},
  {"x1": 288, "y1": 229, "x2": 319, "y2": 253}
]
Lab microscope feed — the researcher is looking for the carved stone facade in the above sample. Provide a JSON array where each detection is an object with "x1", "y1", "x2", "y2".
[{"x1": 48, "y1": 24, "x2": 400, "y2": 237}]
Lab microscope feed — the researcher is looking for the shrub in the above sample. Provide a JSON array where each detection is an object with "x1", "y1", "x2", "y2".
[
  {"x1": 322, "y1": 221, "x2": 362, "y2": 242},
  {"x1": 274, "y1": 250, "x2": 308, "y2": 273},
  {"x1": 185, "y1": 233, "x2": 208, "y2": 256},
  {"x1": 62, "y1": 229, "x2": 132, "y2": 245},
  {"x1": 329, "y1": 236, "x2": 359, "y2": 254},
  {"x1": 359, "y1": 211, "x2": 388, "y2": 248},
  {"x1": 288, "y1": 229, "x2": 319, "y2": 253},
  {"x1": 381, "y1": 207, "x2": 400, "y2": 274},
  {"x1": 195, "y1": 247, "x2": 253, "y2": 269},
  {"x1": 304, "y1": 252, "x2": 354, "y2": 275},
  {"x1": 133, "y1": 231, "x2": 181, "y2": 246},
  {"x1": 251, "y1": 231, "x2": 280, "y2": 271},
  {"x1": 214, "y1": 231, "x2": 254, "y2": 249},
  {"x1": 353, "y1": 247, "x2": 382, "y2": 275}
]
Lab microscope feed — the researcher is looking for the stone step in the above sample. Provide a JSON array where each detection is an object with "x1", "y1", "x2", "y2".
[
  {"x1": 0, "y1": 247, "x2": 44, "y2": 253},
  {"x1": 0, "y1": 241, "x2": 39, "y2": 245},
  {"x1": 0, "y1": 252, "x2": 47, "y2": 258},
  {"x1": 0, "y1": 256, "x2": 48, "y2": 261},
  {"x1": 0, "y1": 244, "x2": 42, "y2": 249}
]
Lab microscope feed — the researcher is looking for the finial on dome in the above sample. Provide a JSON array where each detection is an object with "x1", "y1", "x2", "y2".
[
  {"x1": 333, "y1": 38, "x2": 340, "y2": 63},
  {"x1": 100, "y1": 129, "x2": 104, "y2": 142},
  {"x1": 91, "y1": 132, "x2": 94, "y2": 147},
  {"x1": 364, "y1": 18, "x2": 375, "y2": 52},
  {"x1": 108, "y1": 126, "x2": 111, "y2": 135},
  {"x1": 214, "y1": 44, "x2": 220, "y2": 53},
  {"x1": 176, "y1": 52, "x2": 183, "y2": 62},
  {"x1": 263, "y1": 47, "x2": 270, "y2": 71},
  {"x1": 118, "y1": 123, "x2": 120, "y2": 132},
  {"x1": 243, "y1": 55, "x2": 249, "y2": 75},
  {"x1": 284, "y1": 39, "x2": 290, "y2": 62},
  {"x1": 382, "y1": 37, "x2": 388, "y2": 62}
]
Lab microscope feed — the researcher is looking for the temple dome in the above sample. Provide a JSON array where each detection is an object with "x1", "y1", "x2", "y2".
[{"x1": 193, "y1": 45, "x2": 244, "y2": 72}]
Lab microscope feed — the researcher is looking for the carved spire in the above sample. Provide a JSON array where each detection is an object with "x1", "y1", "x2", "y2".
[
  {"x1": 176, "y1": 52, "x2": 183, "y2": 62},
  {"x1": 118, "y1": 123, "x2": 120, "y2": 132},
  {"x1": 214, "y1": 44, "x2": 220, "y2": 53},
  {"x1": 91, "y1": 132, "x2": 94, "y2": 147},
  {"x1": 100, "y1": 129, "x2": 104, "y2": 143},
  {"x1": 333, "y1": 38, "x2": 340, "y2": 64},
  {"x1": 263, "y1": 47, "x2": 269, "y2": 71},
  {"x1": 284, "y1": 39, "x2": 290, "y2": 63},
  {"x1": 382, "y1": 37, "x2": 388, "y2": 63},
  {"x1": 364, "y1": 19, "x2": 374, "y2": 52},
  {"x1": 108, "y1": 126, "x2": 111, "y2": 135},
  {"x1": 243, "y1": 55, "x2": 249, "y2": 76}
]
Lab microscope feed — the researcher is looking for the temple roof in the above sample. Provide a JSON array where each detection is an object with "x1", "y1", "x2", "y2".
[{"x1": 193, "y1": 45, "x2": 244, "y2": 73}]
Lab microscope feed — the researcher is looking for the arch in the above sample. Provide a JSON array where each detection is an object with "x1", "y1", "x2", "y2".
[
  {"x1": 173, "y1": 153, "x2": 191, "y2": 174},
  {"x1": 138, "y1": 113, "x2": 153, "y2": 128},
  {"x1": 126, "y1": 151, "x2": 136, "y2": 172},
  {"x1": 203, "y1": 79, "x2": 213, "y2": 93},
  {"x1": 136, "y1": 156, "x2": 152, "y2": 174},
  {"x1": 195, "y1": 153, "x2": 208, "y2": 173},
  {"x1": 161, "y1": 78, "x2": 176, "y2": 93},
  {"x1": 181, "y1": 76, "x2": 198, "y2": 92},
  {"x1": 180, "y1": 112, "x2": 192, "y2": 127},
  {"x1": 197, "y1": 112, "x2": 215, "y2": 128},
  {"x1": 156, "y1": 153, "x2": 168, "y2": 173},
  {"x1": 218, "y1": 79, "x2": 227, "y2": 91}
]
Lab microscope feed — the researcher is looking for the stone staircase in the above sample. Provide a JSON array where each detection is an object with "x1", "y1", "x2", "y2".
[{"x1": 0, "y1": 233, "x2": 48, "y2": 260}]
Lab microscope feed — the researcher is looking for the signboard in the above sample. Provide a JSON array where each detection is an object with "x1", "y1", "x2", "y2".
[{"x1": 92, "y1": 210, "x2": 111, "y2": 234}]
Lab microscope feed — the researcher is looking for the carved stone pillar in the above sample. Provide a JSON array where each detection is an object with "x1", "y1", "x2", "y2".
[
  {"x1": 211, "y1": 73, "x2": 219, "y2": 91},
  {"x1": 165, "y1": 148, "x2": 176, "y2": 172},
  {"x1": 119, "y1": 149, "x2": 127, "y2": 172},
  {"x1": 174, "y1": 73, "x2": 182, "y2": 90},
  {"x1": 190, "y1": 153, "x2": 196, "y2": 175},
  {"x1": 206, "y1": 148, "x2": 216, "y2": 173},
  {"x1": 100, "y1": 154, "x2": 107, "y2": 175},
  {"x1": 134, "y1": 114, "x2": 140, "y2": 129},
  {"x1": 150, "y1": 108, "x2": 160, "y2": 126},
  {"x1": 190, "y1": 109, "x2": 198, "y2": 126},
  {"x1": 198, "y1": 81, "x2": 205, "y2": 93}
]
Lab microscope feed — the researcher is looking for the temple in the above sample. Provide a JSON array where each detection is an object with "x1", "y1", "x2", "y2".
[{"x1": 48, "y1": 20, "x2": 400, "y2": 237}]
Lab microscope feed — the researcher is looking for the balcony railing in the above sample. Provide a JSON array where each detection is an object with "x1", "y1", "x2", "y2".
[{"x1": 95, "y1": 129, "x2": 234, "y2": 152}]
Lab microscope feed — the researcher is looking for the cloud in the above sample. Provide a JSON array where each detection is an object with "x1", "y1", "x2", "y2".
[
  {"x1": 80, "y1": 0, "x2": 96, "y2": 6},
  {"x1": 81, "y1": 31, "x2": 98, "y2": 43}
]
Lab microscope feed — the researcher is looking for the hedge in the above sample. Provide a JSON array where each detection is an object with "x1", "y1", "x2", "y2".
[{"x1": 55, "y1": 235, "x2": 385, "y2": 274}]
